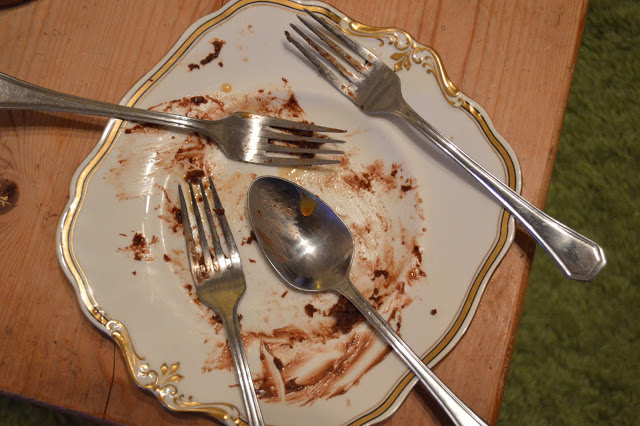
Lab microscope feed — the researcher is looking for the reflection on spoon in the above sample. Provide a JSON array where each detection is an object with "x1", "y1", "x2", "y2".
[{"x1": 247, "y1": 176, "x2": 487, "y2": 426}]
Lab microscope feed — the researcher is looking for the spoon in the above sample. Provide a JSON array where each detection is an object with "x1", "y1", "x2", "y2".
[{"x1": 247, "y1": 176, "x2": 487, "y2": 426}]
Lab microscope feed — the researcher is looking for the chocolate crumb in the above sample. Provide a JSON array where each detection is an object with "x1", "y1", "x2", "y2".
[
  {"x1": 430, "y1": 309, "x2": 438, "y2": 315},
  {"x1": 285, "y1": 378, "x2": 306, "y2": 393},
  {"x1": 188, "y1": 63, "x2": 200, "y2": 71},
  {"x1": 190, "y1": 96, "x2": 207, "y2": 105},
  {"x1": 242, "y1": 231, "x2": 256, "y2": 245},
  {"x1": 210, "y1": 313, "x2": 222, "y2": 325},
  {"x1": 370, "y1": 288, "x2": 383, "y2": 306},
  {"x1": 249, "y1": 258, "x2": 256, "y2": 263},
  {"x1": 174, "y1": 208, "x2": 183, "y2": 223},
  {"x1": 304, "y1": 304, "x2": 318, "y2": 318},
  {"x1": 343, "y1": 172, "x2": 373, "y2": 192},
  {"x1": 201, "y1": 53, "x2": 216, "y2": 65},
  {"x1": 327, "y1": 296, "x2": 364, "y2": 334},
  {"x1": 163, "y1": 254, "x2": 171, "y2": 262},
  {"x1": 401, "y1": 179, "x2": 416, "y2": 193},
  {"x1": 123, "y1": 123, "x2": 161, "y2": 134},
  {"x1": 132, "y1": 271, "x2": 136, "y2": 275},
  {"x1": 186, "y1": 169, "x2": 205, "y2": 183},
  {"x1": 273, "y1": 357, "x2": 284, "y2": 370},
  {"x1": 413, "y1": 245, "x2": 423, "y2": 263},
  {"x1": 372, "y1": 269, "x2": 389, "y2": 280},
  {"x1": 280, "y1": 94, "x2": 303, "y2": 117},
  {"x1": 281, "y1": 290, "x2": 288, "y2": 298},
  {"x1": 130, "y1": 233, "x2": 147, "y2": 261},
  {"x1": 200, "y1": 39, "x2": 225, "y2": 65}
]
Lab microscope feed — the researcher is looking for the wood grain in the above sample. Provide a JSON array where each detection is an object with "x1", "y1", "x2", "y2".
[{"x1": 0, "y1": 0, "x2": 587, "y2": 424}]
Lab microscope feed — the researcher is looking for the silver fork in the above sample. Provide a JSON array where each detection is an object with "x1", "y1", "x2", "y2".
[
  {"x1": 0, "y1": 72, "x2": 345, "y2": 166},
  {"x1": 179, "y1": 176, "x2": 264, "y2": 426},
  {"x1": 286, "y1": 11, "x2": 606, "y2": 281}
]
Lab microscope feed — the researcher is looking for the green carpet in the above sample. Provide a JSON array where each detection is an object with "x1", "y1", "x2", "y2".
[
  {"x1": 498, "y1": 0, "x2": 639, "y2": 424},
  {"x1": 1, "y1": 0, "x2": 638, "y2": 424}
]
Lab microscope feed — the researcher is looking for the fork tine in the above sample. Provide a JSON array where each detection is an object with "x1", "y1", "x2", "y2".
[
  {"x1": 292, "y1": 19, "x2": 362, "y2": 80},
  {"x1": 178, "y1": 184, "x2": 201, "y2": 275},
  {"x1": 258, "y1": 116, "x2": 345, "y2": 133},
  {"x1": 261, "y1": 156, "x2": 341, "y2": 166},
  {"x1": 186, "y1": 181, "x2": 215, "y2": 273},
  {"x1": 296, "y1": 16, "x2": 366, "y2": 74},
  {"x1": 206, "y1": 177, "x2": 239, "y2": 259},
  {"x1": 302, "y1": 10, "x2": 379, "y2": 63},
  {"x1": 259, "y1": 129, "x2": 345, "y2": 144},
  {"x1": 285, "y1": 30, "x2": 356, "y2": 99},
  {"x1": 197, "y1": 178, "x2": 227, "y2": 269},
  {"x1": 262, "y1": 145, "x2": 343, "y2": 155},
  {"x1": 289, "y1": 23, "x2": 358, "y2": 84}
]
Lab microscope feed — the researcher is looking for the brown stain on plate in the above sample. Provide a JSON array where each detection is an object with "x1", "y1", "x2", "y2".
[{"x1": 106, "y1": 82, "x2": 427, "y2": 405}]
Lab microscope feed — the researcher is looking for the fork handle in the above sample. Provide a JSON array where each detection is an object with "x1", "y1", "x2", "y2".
[
  {"x1": 0, "y1": 72, "x2": 202, "y2": 132},
  {"x1": 395, "y1": 101, "x2": 606, "y2": 281},
  {"x1": 220, "y1": 307, "x2": 265, "y2": 426}
]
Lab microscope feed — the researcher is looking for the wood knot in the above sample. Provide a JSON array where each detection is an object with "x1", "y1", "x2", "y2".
[{"x1": 0, "y1": 177, "x2": 18, "y2": 214}]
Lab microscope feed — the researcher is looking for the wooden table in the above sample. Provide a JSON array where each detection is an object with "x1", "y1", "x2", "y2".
[{"x1": 0, "y1": 0, "x2": 587, "y2": 424}]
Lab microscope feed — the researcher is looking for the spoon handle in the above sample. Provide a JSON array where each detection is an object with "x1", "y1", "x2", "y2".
[{"x1": 340, "y1": 282, "x2": 487, "y2": 426}]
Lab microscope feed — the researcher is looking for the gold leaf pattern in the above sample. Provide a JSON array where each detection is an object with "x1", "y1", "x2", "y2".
[
  {"x1": 343, "y1": 20, "x2": 462, "y2": 107},
  {"x1": 107, "y1": 320, "x2": 244, "y2": 424},
  {"x1": 390, "y1": 50, "x2": 412, "y2": 71}
]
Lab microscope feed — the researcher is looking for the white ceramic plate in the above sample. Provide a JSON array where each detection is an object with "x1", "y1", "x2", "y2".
[{"x1": 57, "y1": 1, "x2": 521, "y2": 424}]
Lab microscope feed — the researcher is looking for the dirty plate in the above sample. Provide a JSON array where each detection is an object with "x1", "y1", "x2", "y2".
[{"x1": 57, "y1": 0, "x2": 521, "y2": 424}]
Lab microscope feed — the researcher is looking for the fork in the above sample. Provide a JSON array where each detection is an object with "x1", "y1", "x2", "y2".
[
  {"x1": 0, "y1": 72, "x2": 345, "y2": 166},
  {"x1": 285, "y1": 11, "x2": 606, "y2": 281},
  {"x1": 179, "y1": 176, "x2": 264, "y2": 426}
]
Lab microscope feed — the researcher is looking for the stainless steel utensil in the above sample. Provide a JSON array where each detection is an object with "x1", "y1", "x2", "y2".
[
  {"x1": 0, "y1": 72, "x2": 345, "y2": 166},
  {"x1": 284, "y1": 11, "x2": 606, "y2": 281},
  {"x1": 179, "y1": 176, "x2": 264, "y2": 426},
  {"x1": 247, "y1": 176, "x2": 487, "y2": 426}
]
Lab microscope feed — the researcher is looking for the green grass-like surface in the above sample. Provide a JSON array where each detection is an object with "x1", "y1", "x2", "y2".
[
  {"x1": 1, "y1": 0, "x2": 638, "y2": 424},
  {"x1": 498, "y1": 0, "x2": 639, "y2": 424}
]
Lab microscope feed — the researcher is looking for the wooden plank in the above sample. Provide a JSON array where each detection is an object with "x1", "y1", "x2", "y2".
[{"x1": 0, "y1": 0, "x2": 588, "y2": 424}]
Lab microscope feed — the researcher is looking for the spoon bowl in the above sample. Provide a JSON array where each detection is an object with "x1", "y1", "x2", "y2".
[
  {"x1": 247, "y1": 176, "x2": 352, "y2": 293},
  {"x1": 247, "y1": 176, "x2": 487, "y2": 426}
]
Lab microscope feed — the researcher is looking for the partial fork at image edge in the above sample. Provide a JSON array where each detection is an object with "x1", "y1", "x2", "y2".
[
  {"x1": 178, "y1": 177, "x2": 265, "y2": 426},
  {"x1": 285, "y1": 10, "x2": 606, "y2": 282}
]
